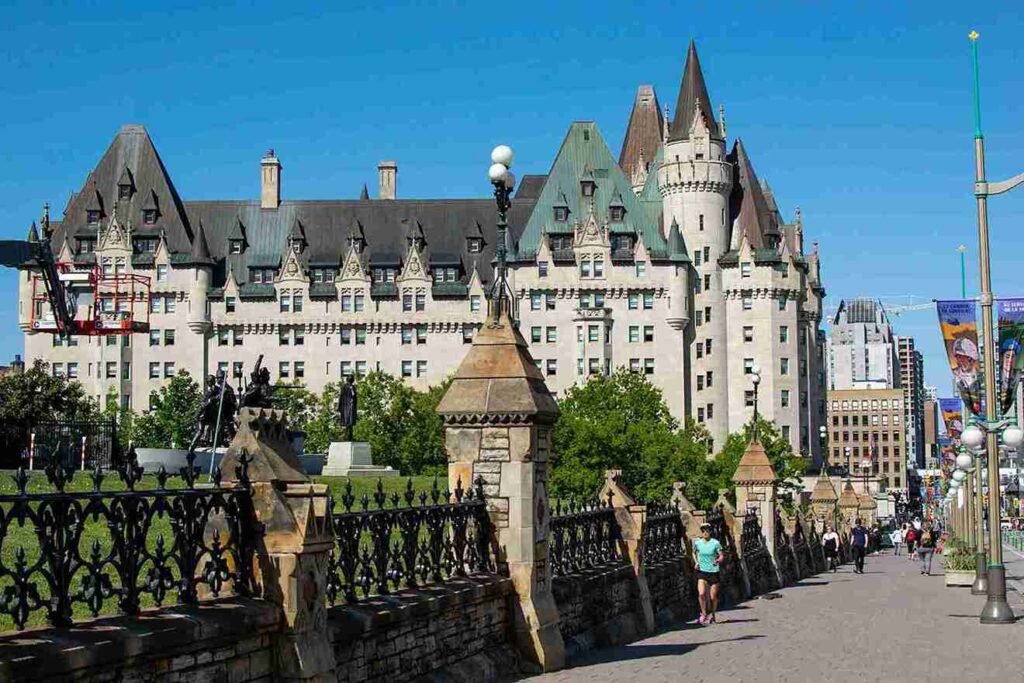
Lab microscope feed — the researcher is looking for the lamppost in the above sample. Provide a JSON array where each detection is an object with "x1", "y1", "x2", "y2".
[
  {"x1": 966, "y1": 30, "x2": 1024, "y2": 624},
  {"x1": 954, "y1": 441, "x2": 985, "y2": 594},
  {"x1": 487, "y1": 145, "x2": 516, "y2": 325},
  {"x1": 844, "y1": 446, "x2": 852, "y2": 478},
  {"x1": 819, "y1": 424, "x2": 829, "y2": 470},
  {"x1": 751, "y1": 364, "x2": 761, "y2": 441}
]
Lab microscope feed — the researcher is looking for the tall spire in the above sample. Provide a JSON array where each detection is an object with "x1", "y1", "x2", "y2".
[
  {"x1": 618, "y1": 85, "x2": 664, "y2": 180},
  {"x1": 668, "y1": 40, "x2": 719, "y2": 142}
]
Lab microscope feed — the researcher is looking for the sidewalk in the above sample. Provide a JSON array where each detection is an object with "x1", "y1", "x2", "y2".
[{"x1": 529, "y1": 552, "x2": 1024, "y2": 683}]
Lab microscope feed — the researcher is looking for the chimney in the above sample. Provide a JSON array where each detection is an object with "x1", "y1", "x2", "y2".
[
  {"x1": 378, "y1": 160, "x2": 397, "y2": 200},
  {"x1": 261, "y1": 149, "x2": 281, "y2": 209}
]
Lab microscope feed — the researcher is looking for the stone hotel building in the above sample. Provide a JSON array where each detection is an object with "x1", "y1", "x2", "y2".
[{"x1": 17, "y1": 42, "x2": 826, "y2": 457}]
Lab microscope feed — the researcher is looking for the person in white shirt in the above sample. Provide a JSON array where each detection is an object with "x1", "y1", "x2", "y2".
[
  {"x1": 822, "y1": 525, "x2": 841, "y2": 572},
  {"x1": 890, "y1": 525, "x2": 904, "y2": 556}
]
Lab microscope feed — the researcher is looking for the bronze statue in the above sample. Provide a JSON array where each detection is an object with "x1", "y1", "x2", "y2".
[
  {"x1": 338, "y1": 374, "x2": 358, "y2": 441},
  {"x1": 190, "y1": 371, "x2": 237, "y2": 451},
  {"x1": 240, "y1": 355, "x2": 273, "y2": 409}
]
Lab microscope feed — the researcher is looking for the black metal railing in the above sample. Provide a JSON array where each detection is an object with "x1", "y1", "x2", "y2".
[
  {"x1": 643, "y1": 502, "x2": 685, "y2": 566},
  {"x1": 325, "y1": 477, "x2": 493, "y2": 605},
  {"x1": 705, "y1": 504, "x2": 727, "y2": 541},
  {"x1": 0, "y1": 449, "x2": 254, "y2": 630},
  {"x1": 741, "y1": 513, "x2": 767, "y2": 556},
  {"x1": 740, "y1": 512, "x2": 775, "y2": 591},
  {"x1": 550, "y1": 494, "x2": 620, "y2": 577},
  {"x1": 18, "y1": 418, "x2": 121, "y2": 471}
]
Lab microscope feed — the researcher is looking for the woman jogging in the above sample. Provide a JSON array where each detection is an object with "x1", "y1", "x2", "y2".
[
  {"x1": 822, "y1": 524, "x2": 840, "y2": 572},
  {"x1": 694, "y1": 522, "x2": 725, "y2": 625}
]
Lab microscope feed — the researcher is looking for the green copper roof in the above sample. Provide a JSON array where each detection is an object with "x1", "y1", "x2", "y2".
[{"x1": 516, "y1": 122, "x2": 669, "y2": 261}]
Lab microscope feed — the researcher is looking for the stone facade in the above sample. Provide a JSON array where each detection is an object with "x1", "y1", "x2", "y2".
[
  {"x1": 17, "y1": 41, "x2": 825, "y2": 459},
  {"x1": 826, "y1": 387, "x2": 907, "y2": 492}
]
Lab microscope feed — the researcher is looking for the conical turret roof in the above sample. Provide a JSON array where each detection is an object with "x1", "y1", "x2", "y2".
[
  {"x1": 668, "y1": 40, "x2": 720, "y2": 142},
  {"x1": 619, "y1": 85, "x2": 664, "y2": 176}
]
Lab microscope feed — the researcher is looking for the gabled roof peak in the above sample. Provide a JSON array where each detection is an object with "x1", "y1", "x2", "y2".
[{"x1": 668, "y1": 40, "x2": 720, "y2": 142}]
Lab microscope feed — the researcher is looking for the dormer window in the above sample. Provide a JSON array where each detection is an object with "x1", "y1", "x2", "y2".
[
  {"x1": 229, "y1": 239, "x2": 244, "y2": 254},
  {"x1": 580, "y1": 180, "x2": 596, "y2": 198},
  {"x1": 609, "y1": 206, "x2": 625, "y2": 222},
  {"x1": 611, "y1": 235, "x2": 633, "y2": 252},
  {"x1": 133, "y1": 237, "x2": 158, "y2": 254},
  {"x1": 550, "y1": 235, "x2": 572, "y2": 251},
  {"x1": 77, "y1": 237, "x2": 96, "y2": 254},
  {"x1": 467, "y1": 237, "x2": 483, "y2": 253},
  {"x1": 142, "y1": 209, "x2": 158, "y2": 225},
  {"x1": 553, "y1": 206, "x2": 569, "y2": 222},
  {"x1": 433, "y1": 267, "x2": 458, "y2": 284},
  {"x1": 118, "y1": 184, "x2": 132, "y2": 200},
  {"x1": 290, "y1": 239, "x2": 302, "y2": 254},
  {"x1": 373, "y1": 267, "x2": 397, "y2": 283},
  {"x1": 87, "y1": 210, "x2": 101, "y2": 226}
]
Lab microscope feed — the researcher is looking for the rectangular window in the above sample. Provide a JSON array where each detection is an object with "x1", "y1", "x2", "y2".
[
  {"x1": 703, "y1": 247, "x2": 710, "y2": 262},
  {"x1": 742, "y1": 298, "x2": 752, "y2": 311},
  {"x1": 416, "y1": 360, "x2": 427, "y2": 378},
  {"x1": 778, "y1": 298, "x2": 786, "y2": 311},
  {"x1": 402, "y1": 294, "x2": 413, "y2": 312},
  {"x1": 67, "y1": 363, "x2": 79, "y2": 379},
  {"x1": 292, "y1": 293, "x2": 303, "y2": 313},
  {"x1": 531, "y1": 293, "x2": 541, "y2": 311},
  {"x1": 470, "y1": 295, "x2": 481, "y2": 312},
  {"x1": 782, "y1": 425, "x2": 791, "y2": 441},
  {"x1": 706, "y1": 403, "x2": 713, "y2": 420},
  {"x1": 340, "y1": 328, "x2": 352, "y2": 345},
  {"x1": 415, "y1": 294, "x2": 425, "y2": 311},
  {"x1": 628, "y1": 326, "x2": 639, "y2": 343},
  {"x1": 164, "y1": 329, "x2": 175, "y2": 346},
  {"x1": 588, "y1": 358, "x2": 600, "y2": 375},
  {"x1": 294, "y1": 361, "x2": 305, "y2": 379},
  {"x1": 165, "y1": 297, "x2": 176, "y2": 313},
  {"x1": 354, "y1": 294, "x2": 364, "y2": 312},
  {"x1": 279, "y1": 361, "x2": 290, "y2": 379},
  {"x1": 697, "y1": 375, "x2": 704, "y2": 390},
  {"x1": 342, "y1": 295, "x2": 353, "y2": 312},
  {"x1": 531, "y1": 326, "x2": 542, "y2": 343},
  {"x1": 744, "y1": 358, "x2": 755, "y2": 374},
  {"x1": 163, "y1": 362, "x2": 174, "y2": 378},
  {"x1": 703, "y1": 274, "x2": 711, "y2": 291},
  {"x1": 462, "y1": 327, "x2": 474, "y2": 344},
  {"x1": 780, "y1": 326, "x2": 789, "y2": 343},
  {"x1": 642, "y1": 292, "x2": 653, "y2": 310},
  {"x1": 233, "y1": 362, "x2": 244, "y2": 379},
  {"x1": 416, "y1": 326, "x2": 427, "y2": 345},
  {"x1": 580, "y1": 260, "x2": 591, "y2": 278},
  {"x1": 546, "y1": 327, "x2": 557, "y2": 343},
  {"x1": 149, "y1": 362, "x2": 160, "y2": 379},
  {"x1": 630, "y1": 358, "x2": 641, "y2": 373},
  {"x1": 743, "y1": 326, "x2": 754, "y2": 342},
  {"x1": 706, "y1": 371, "x2": 713, "y2": 387},
  {"x1": 699, "y1": 214, "x2": 704, "y2": 231},
  {"x1": 150, "y1": 296, "x2": 162, "y2": 314},
  {"x1": 156, "y1": 264, "x2": 168, "y2": 282},
  {"x1": 355, "y1": 328, "x2": 367, "y2": 345},
  {"x1": 643, "y1": 325, "x2": 654, "y2": 343},
  {"x1": 780, "y1": 358, "x2": 790, "y2": 375},
  {"x1": 225, "y1": 296, "x2": 236, "y2": 314},
  {"x1": 546, "y1": 359, "x2": 557, "y2": 376},
  {"x1": 218, "y1": 329, "x2": 229, "y2": 347},
  {"x1": 745, "y1": 390, "x2": 755, "y2": 407},
  {"x1": 696, "y1": 343, "x2": 703, "y2": 359},
  {"x1": 705, "y1": 306, "x2": 711, "y2": 323},
  {"x1": 280, "y1": 295, "x2": 290, "y2": 313},
  {"x1": 588, "y1": 325, "x2": 599, "y2": 343},
  {"x1": 280, "y1": 329, "x2": 291, "y2": 346},
  {"x1": 106, "y1": 361, "x2": 117, "y2": 379},
  {"x1": 694, "y1": 251, "x2": 702, "y2": 267},
  {"x1": 538, "y1": 261, "x2": 548, "y2": 278},
  {"x1": 705, "y1": 338, "x2": 712, "y2": 355},
  {"x1": 695, "y1": 310, "x2": 703, "y2": 326},
  {"x1": 741, "y1": 262, "x2": 752, "y2": 278},
  {"x1": 546, "y1": 293, "x2": 556, "y2": 311},
  {"x1": 628, "y1": 293, "x2": 638, "y2": 310},
  {"x1": 577, "y1": 358, "x2": 584, "y2": 375},
  {"x1": 698, "y1": 407, "x2": 705, "y2": 422},
  {"x1": 644, "y1": 358, "x2": 655, "y2": 375},
  {"x1": 401, "y1": 327, "x2": 413, "y2": 345},
  {"x1": 635, "y1": 261, "x2": 646, "y2": 278},
  {"x1": 781, "y1": 390, "x2": 791, "y2": 408},
  {"x1": 293, "y1": 329, "x2": 304, "y2": 346},
  {"x1": 593, "y1": 259, "x2": 604, "y2": 277},
  {"x1": 150, "y1": 329, "x2": 160, "y2": 346}
]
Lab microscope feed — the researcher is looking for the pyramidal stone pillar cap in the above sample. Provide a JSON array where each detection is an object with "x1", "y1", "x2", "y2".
[
  {"x1": 810, "y1": 472, "x2": 839, "y2": 503},
  {"x1": 437, "y1": 309, "x2": 559, "y2": 426},
  {"x1": 221, "y1": 407, "x2": 309, "y2": 484},
  {"x1": 731, "y1": 439, "x2": 778, "y2": 486},
  {"x1": 838, "y1": 479, "x2": 861, "y2": 509}
]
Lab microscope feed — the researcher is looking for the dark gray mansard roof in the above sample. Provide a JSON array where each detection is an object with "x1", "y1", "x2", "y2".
[{"x1": 51, "y1": 125, "x2": 538, "y2": 292}]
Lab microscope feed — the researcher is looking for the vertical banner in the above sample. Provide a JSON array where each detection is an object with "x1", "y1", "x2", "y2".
[
  {"x1": 997, "y1": 298, "x2": 1024, "y2": 415},
  {"x1": 936, "y1": 299, "x2": 983, "y2": 415},
  {"x1": 939, "y1": 398, "x2": 964, "y2": 441}
]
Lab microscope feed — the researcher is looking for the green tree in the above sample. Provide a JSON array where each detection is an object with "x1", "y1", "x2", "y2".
[
  {"x1": 102, "y1": 389, "x2": 138, "y2": 452},
  {"x1": 551, "y1": 369, "x2": 708, "y2": 501},
  {"x1": 271, "y1": 383, "x2": 318, "y2": 432},
  {"x1": 397, "y1": 377, "x2": 452, "y2": 477},
  {"x1": 132, "y1": 371, "x2": 202, "y2": 449},
  {"x1": 351, "y1": 372, "x2": 417, "y2": 472},
  {"x1": 711, "y1": 416, "x2": 805, "y2": 505},
  {"x1": 303, "y1": 383, "x2": 345, "y2": 454},
  {"x1": 0, "y1": 360, "x2": 98, "y2": 457}
]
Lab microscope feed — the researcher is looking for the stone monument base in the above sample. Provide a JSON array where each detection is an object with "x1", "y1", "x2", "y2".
[{"x1": 322, "y1": 441, "x2": 398, "y2": 478}]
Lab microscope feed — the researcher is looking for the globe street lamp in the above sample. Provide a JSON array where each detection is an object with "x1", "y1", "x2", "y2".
[
  {"x1": 488, "y1": 145, "x2": 516, "y2": 325},
  {"x1": 967, "y1": 31, "x2": 1024, "y2": 624},
  {"x1": 751, "y1": 364, "x2": 761, "y2": 441}
]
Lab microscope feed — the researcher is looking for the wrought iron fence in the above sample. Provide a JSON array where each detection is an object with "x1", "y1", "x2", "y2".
[
  {"x1": 740, "y1": 512, "x2": 775, "y2": 591},
  {"x1": 643, "y1": 502, "x2": 685, "y2": 566},
  {"x1": 0, "y1": 449, "x2": 254, "y2": 630},
  {"x1": 325, "y1": 477, "x2": 493, "y2": 605},
  {"x1": 17, "y1": 418, "x2": 121, "y2": 471},
  {"x1": 550, "y1": 493, "x2": 620, "y2": 577},
  {"x1": 705, "y1": 504, "x2": 727, "y2": 541}
]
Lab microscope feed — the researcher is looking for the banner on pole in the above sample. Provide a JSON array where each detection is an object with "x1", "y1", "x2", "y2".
[
  {"x1": 939, "y1": 398, "x2": 964, "y2": 441},
  {"x1": 997, "y1": 298, "x2": 1024, "y2": 415},
  {"x1": 936, "y1": 299, "x2": 982, "y2": 415}
]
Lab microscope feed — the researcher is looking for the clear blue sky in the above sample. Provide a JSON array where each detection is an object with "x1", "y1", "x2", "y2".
[{"x1": 2, "y1": 1, "x2": 1023, "y2": 397}]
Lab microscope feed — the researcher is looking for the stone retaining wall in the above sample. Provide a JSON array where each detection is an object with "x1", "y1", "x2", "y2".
[
  {"x1": 552, "y1": 562, "x2": 642, "y2": 659},
  {"x1": 645, "y1": 558, "x2": 699, "y2": 627},
  {"x1": 0, "y1": 598, "x2": 279, "y2": 683},
  {"x1": 330, "y1": 575, "x2": 517, "y2": 683}
]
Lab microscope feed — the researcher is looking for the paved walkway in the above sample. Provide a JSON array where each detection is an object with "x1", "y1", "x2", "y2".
[{"x1": 531, "y1": 550, "x2": 1024, "y2": 683}]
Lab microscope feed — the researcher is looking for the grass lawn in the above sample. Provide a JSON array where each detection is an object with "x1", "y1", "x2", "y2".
[{"x1": 315, "y1": 475, "x2": 449, "y2": 510}]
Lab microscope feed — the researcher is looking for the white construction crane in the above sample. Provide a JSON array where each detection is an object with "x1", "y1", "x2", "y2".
[{"x1": 823, "y1": 296, "x2": 935, "y2": 323}]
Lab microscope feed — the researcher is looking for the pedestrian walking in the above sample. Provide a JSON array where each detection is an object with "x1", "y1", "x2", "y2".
[
  {"x1": 693, "y1": 522, "x2": 724, "y2": 625},
  {"x1": 822, "y1": 524, "x2": 840, "y2": 572},
  {"x1": 905, "y1": 524, "x2": 917, "y2": 558},
  {"x1": 850, "y1": 518, "x2": 869, "y2": 574},
  {"x1": 890, "y1": 525, "x2": 904, "y2": 556},
  {"x1": 918, "y1": 521, "x2": 937, "y2": 575}
]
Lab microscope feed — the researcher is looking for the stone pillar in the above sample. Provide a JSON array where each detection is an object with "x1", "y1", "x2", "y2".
[
  {"x1": 437, "y1": 309, "x2": 565, "y2": 672},
  {"x1": 838, "y1": 479, "x2": 861, "y2": 529},
  {"x1": 221, "y1": 408, "x2": 336, "y2": 682},
  {"x1": 732, "y1": 439, "x2": 779, "y2": 567},
  {"x1": 599, "y1": 470, "x2": 655, "y2": 634},
  {"x1": 810, "y1": 472, "x2": 839, "y2": 533}
]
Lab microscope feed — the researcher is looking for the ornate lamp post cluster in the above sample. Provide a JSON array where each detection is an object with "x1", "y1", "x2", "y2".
[
  {"x1": 487, "y1": 145, "x2": 516, "y2": 325},
  {"x1": 961, "y1": 31, "x2": 1024, "y2": 624}
]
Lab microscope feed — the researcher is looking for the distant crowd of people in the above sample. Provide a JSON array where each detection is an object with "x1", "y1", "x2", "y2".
[{"x1": 821, "y1": 517, "x2": 940, "y2": 576}]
